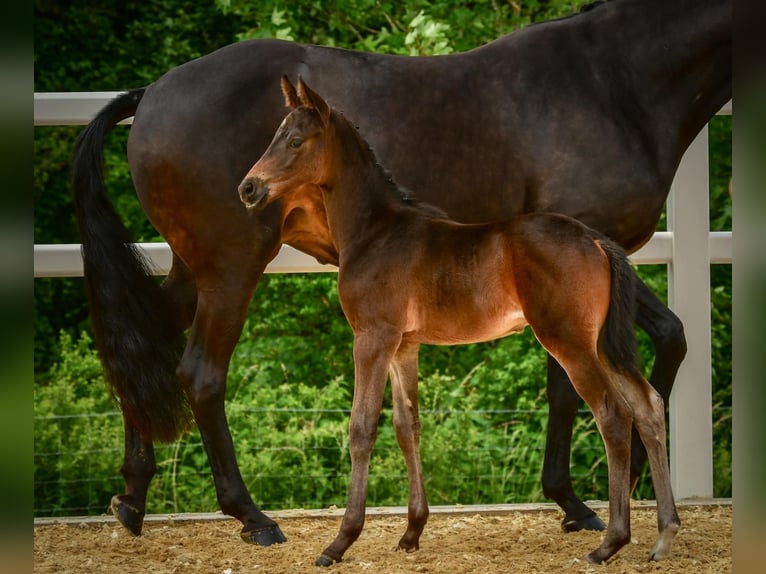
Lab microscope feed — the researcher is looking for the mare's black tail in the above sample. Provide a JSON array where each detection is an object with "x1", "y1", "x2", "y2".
[
  {"x1": 71, "y1": 89, "x2": 193, "y2": 442},
  {"x1": 596, "y1": 236, "x2": 642, "y2": 378}
]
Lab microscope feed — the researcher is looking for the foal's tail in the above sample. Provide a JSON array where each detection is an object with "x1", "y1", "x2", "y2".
[
  {"x1": 596, "y1": 236, "x2": 642, "y2": 378},
  {"x1": 71, "y1": 89, "x2": 193, "y2": 443}
]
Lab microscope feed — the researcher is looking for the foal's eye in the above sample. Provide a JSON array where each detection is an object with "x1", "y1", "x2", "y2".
[{"x1": 289, "y1": 137, "x2": 303, "y2": 149}]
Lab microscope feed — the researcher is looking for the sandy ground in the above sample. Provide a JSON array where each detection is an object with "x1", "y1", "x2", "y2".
[{"x1": 34, "y1": 502, "x2": 731, "y2": 573}]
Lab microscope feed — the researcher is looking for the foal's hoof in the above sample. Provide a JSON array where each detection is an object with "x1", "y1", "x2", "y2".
[
  {"x1": 315, "y1": 554, "x2": 338, "y2": 567},
  {"x1": 584, "y1": 551, "x2": 605, "y2": 565},
  {"x1": 562, "y1": 512, "x2": 606, "y2": 533},
  {"x1": 240, "y1": 524, "x2": 287, "y2": 546},
  {"x1": 110, "y1": 495, "x2": 144, "y2": 537},
  {"x1": 649, "y1": 522, "x2": 680, "y2": 561}
]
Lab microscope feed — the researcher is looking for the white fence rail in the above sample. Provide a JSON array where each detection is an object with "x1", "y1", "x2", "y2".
[{"x1": 34, "y1": 92, "x2": 733, "y2": 500}]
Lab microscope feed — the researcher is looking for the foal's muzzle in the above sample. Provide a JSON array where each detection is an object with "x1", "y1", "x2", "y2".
[{"x1": 238, "y1": 176, "x2": 270, "y2": 209}]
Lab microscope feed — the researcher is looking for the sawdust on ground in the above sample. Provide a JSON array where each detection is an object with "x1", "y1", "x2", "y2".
[{"x1": 34, "y1": 504, "x2": 731, "y2": 573}]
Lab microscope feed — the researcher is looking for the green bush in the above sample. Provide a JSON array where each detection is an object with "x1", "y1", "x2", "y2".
[{"x1": 33, "y1": 332, "x2": 122, "y2": 516}]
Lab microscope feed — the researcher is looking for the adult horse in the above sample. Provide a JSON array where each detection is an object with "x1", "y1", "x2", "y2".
[{"x1": 71, "y1": 0, "x2": 731, "y2": 546}]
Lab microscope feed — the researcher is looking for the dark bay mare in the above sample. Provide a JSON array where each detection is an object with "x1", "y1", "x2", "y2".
[
  {"x1": 238, "y1": 76, "x2": 681, "y2": 565},
  {"x1": 71, "y1": 0, "x2": 730, "y2": 547}
]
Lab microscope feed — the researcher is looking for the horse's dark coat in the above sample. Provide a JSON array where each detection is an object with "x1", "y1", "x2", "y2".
[{"x1": 71, "y1": 0, "x2": 731, "y2": 545}]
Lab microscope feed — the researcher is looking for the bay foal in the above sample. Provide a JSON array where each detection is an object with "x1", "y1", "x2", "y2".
[{"x1": 239, "y1": 77, "x2": 680, "y2": 565}]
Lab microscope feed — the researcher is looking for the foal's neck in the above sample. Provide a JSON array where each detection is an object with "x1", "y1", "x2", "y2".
[{"x1": 321, "y1": 114, "x2": 412, "y2": 250}]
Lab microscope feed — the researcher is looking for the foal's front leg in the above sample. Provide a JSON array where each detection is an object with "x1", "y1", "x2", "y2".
[
  {"x1": 316, "y1": 330, "x2": 402, "y2": 567},
  {"x1": 389, "y1": 342, "x2": 429, "y2": 552}
]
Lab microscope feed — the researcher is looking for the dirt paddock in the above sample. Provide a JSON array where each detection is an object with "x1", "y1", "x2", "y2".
[{"x1": 34, "y1": 500, "x2": 731, "y2": 573}]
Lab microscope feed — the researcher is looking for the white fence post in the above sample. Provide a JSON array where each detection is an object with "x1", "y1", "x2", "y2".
[{"x1": 667, "y1": 126, "x2": 714, "y2": 499}]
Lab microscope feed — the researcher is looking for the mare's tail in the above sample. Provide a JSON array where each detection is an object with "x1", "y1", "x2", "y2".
[
  {"x1": 596, "y1": 236, "x2": 642, "y2": 378},
  {"x1": 71, "y1": 89, "x2": 193, "y2": 443}
]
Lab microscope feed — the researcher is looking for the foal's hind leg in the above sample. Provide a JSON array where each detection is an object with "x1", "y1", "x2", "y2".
[
  {"x1": 111, "y1": 257, "x2": 197, "y2": 536},
  {"x1": 542, "y1": 355, "x2": 606, "y2": 532},
  {"x1": 616, "y1": 372, "x2": 680, "y2": 560},
  {"x1": 559, "y1": 358, "x2": 635, "y2": 564},
  {"x1": 630, "y1": 278, "x2": 686, "y2": 489},
  {"x1": 389, "y1": 342, "x2": 429, "y2": 552},
  {"x1": 541, "y1": 274, "x2": 685, "y2": 532}
]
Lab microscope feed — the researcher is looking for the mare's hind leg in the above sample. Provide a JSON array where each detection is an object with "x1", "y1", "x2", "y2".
[
  {"x1": 542, "y1": 355, "x2": 606, "y2": 532},
  {"x1": 111, "y1": 422, "x2": 155, "y2": 536},
  {"x1": 629, "y1": 277, "x2": 686, "y2": 489},
  {"x1": 111, "y1": 256, "x2": 197, "y2": 536},
  {"x1": 389, "y1": 342, "x2": 429, "y2": 552},
  {"x1": 177, "y1": 268, "x2": 286, "y2": 546}
]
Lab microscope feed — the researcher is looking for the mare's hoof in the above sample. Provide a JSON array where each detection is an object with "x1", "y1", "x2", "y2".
[
  {"x1": 315, "y1": 554, "x2": 338, "y2": 567},
  {"x1": 110, "y1": 495, "x2": 144, "y2": 537},
  {"x1": 240, "y1": 524, "x2": 287, "y2": 546},
  {"x1": 562, "y1": 512, "x2": 606, "y2": 533}
]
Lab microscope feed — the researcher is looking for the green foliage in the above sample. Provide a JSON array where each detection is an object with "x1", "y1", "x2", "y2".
[
  {"x1": 707, "y1": 115, "x2": 733, "y2": 497},
  {"x1": 33, "y1": 331, "x2": 122, "y2": 516},
  {"x1": 213, "y1": 0, "x2": 581, "y2": 54}
]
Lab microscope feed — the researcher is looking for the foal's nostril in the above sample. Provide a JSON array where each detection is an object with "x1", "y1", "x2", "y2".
[
  {"x1": 240, "y1": 180, "x2": 252, "y2": 200},
  {"x1": 239, "y1": 178, "x2": 257, "y2": 205},
  {"x1": 239, "y1": 176, "x2": 270, "y2": 208}
]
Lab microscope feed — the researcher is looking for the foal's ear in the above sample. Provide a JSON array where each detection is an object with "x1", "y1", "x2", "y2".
[
  {"x1": 281, "y1": 75, "x2": 300, "y2": 109},
  {"x1": 296, "y1": 76, "x2": 330, "y2": 126}
]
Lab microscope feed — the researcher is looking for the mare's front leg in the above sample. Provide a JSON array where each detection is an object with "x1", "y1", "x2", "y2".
[
  {"x1": 176, "y1": 273, "x2": 286, "y2": 547},
  {"x1": 389, "y1": 342, "x2": 429, "y2": 552},
  {"x1": 111, "y1": 258, "x2": 197, "y2": 536},
  {"x1": 542, "y1": 355, "x2": 606, "y2": 532},
  {"x1": 317, "y1": 329, "x2": 402, "y2": 567}
]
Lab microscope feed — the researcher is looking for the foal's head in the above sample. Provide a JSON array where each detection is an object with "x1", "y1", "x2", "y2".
[{"x1": 239, "y1": 76, "x2": 333, "y2": 210}]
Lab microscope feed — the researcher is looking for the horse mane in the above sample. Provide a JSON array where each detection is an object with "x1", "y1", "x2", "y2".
[
  {"x1": 336, "y1": 109, "x2": 450, "y2": 220},
  {"x1": 375, "y1": 162, "x2": 449, "y2": 218}
]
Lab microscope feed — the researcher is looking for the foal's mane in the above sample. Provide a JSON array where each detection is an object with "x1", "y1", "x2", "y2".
[{"x1": 331, "y1": 107, "x2": 449, "y2": 220}]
